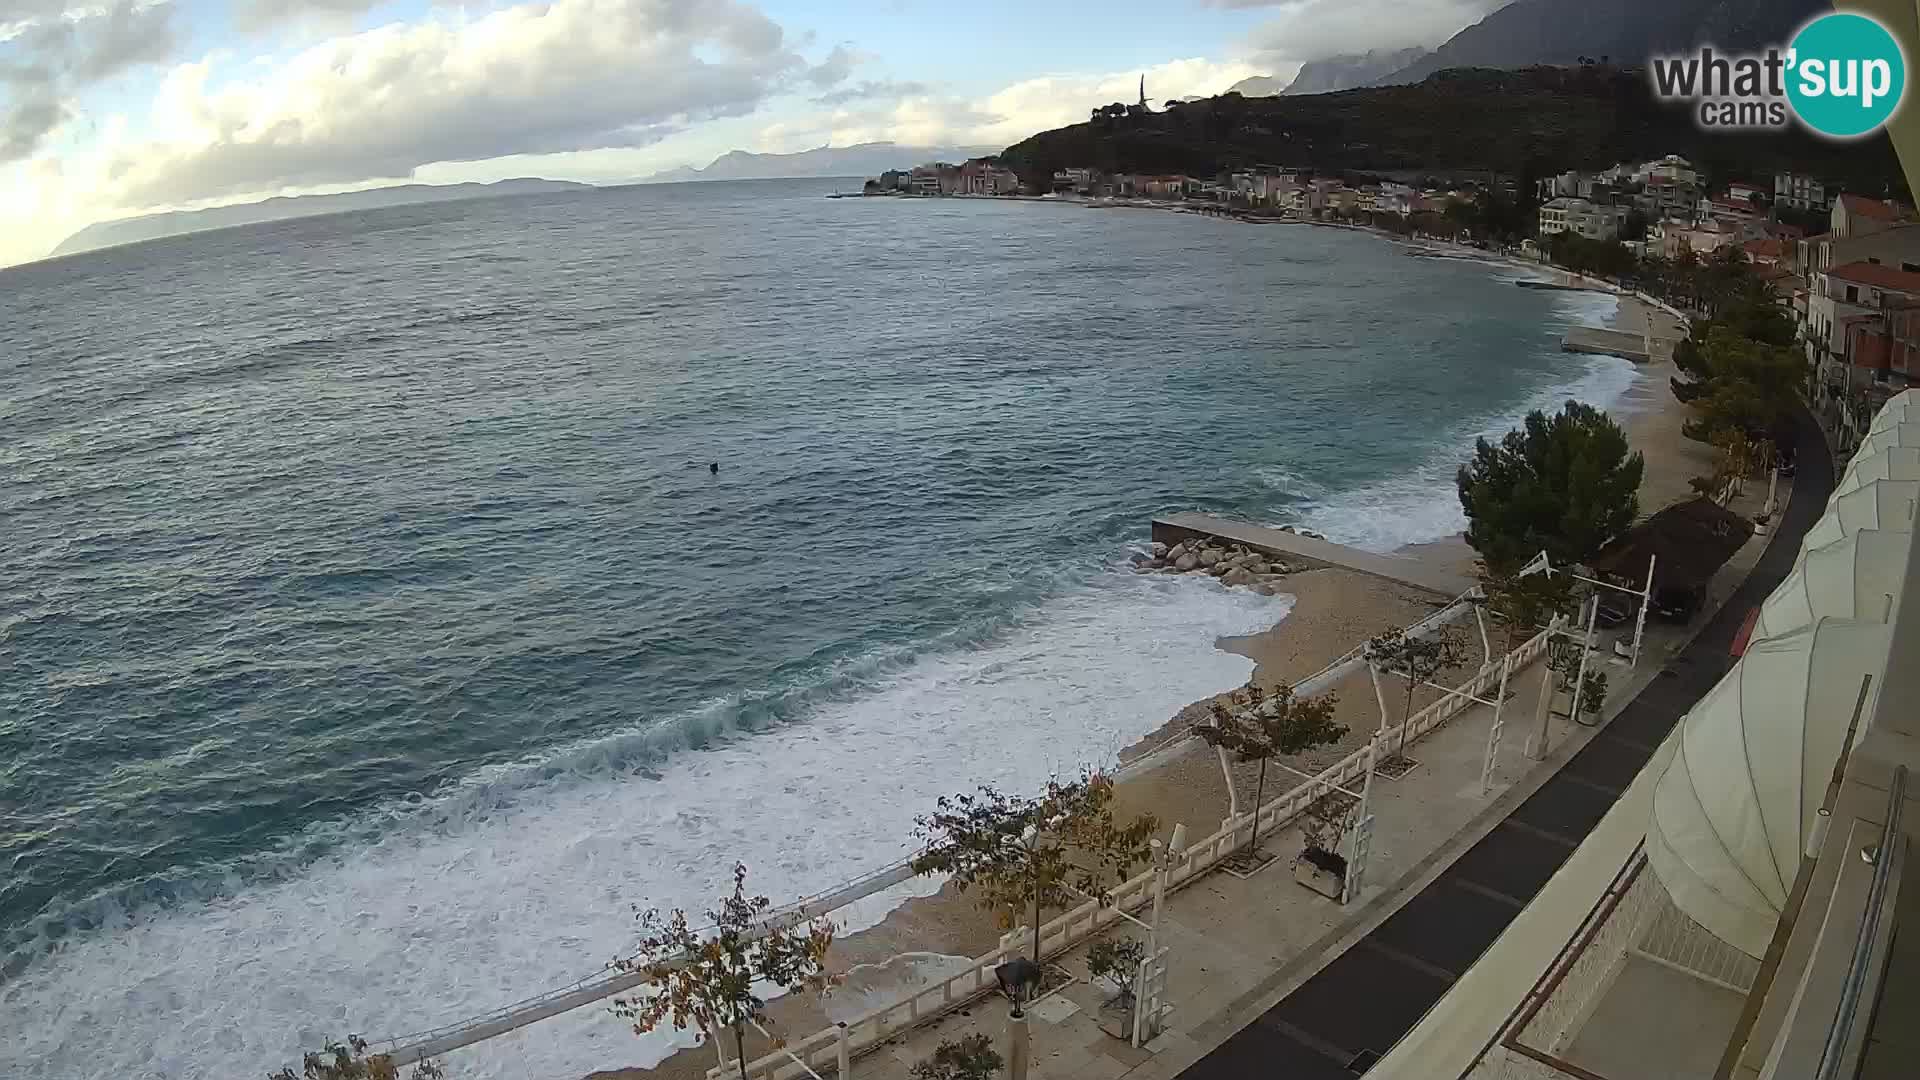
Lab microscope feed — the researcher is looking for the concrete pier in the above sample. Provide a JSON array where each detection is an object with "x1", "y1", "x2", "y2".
[
  {"x1": 1561, "y1": 325, "x2": 1658, "y2": 364},
  {"x1": 1516, "y1": 280, "x2": 1613, "y2": 293},
  {"x1": 1151, "y1": 512, "x2": 1475, "y2": 597}
]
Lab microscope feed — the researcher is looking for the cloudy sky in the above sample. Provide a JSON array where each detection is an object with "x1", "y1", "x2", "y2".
[{"x1": 0, "y1": 0, "x2": 1506, "y2": 265}]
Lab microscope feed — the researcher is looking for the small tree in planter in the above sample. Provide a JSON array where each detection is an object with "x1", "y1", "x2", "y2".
[
  {"x1": 913, "y1": 772, "x2": 1160, "y2": 970},
  {"x1": 1367, "y1": 625, "x2": 1470, "y2": 771},
  {"x1": 1295, "y1": 789, "x2": 1358, "y2": 898},
  {"x1": 1196, "y1": 682, "x2": 1344, "y2": 864},
  {"x1": 911, "y1": 1034, "x2": 1003, "y2": 1080},
  {"x1": 269, "y1": 1037, "x2": 446, "y2": 1080},
  {"x1": 611, "y1": 864, "x2": 836, "y2": 1080},
  {"x1": 1573, "y1": 669, "x2": 1609, "y2": 726},
  {"x1": 1476, "y1": 565, "x2": 1578, "y2": 652},
  {"x1": 1086, "y1": 936, "x2": 1148, "y2": 1008}
]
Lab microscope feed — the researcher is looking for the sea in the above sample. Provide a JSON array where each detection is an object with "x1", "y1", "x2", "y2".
[{"x1": 0, "y1": 177, "x2": 1638, "y2": 1079}]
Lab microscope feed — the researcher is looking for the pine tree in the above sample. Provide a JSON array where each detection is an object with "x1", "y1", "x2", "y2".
[{"x1": 1456, "y1": 402, "x2": 1644, "y2": 573}]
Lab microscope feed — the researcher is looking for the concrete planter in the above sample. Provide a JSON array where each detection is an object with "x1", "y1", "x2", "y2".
[{"x1": 1293, "y1": 847, "x2": 1346, "y2": 899}]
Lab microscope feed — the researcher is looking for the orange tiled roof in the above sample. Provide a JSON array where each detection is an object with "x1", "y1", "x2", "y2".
[
  {"x1": 1838, "y1": 193, "x2": 1902, "y2": 221},
  {"x1": 1829, "y1": 260, "x2": 1920, "y2": 293}
]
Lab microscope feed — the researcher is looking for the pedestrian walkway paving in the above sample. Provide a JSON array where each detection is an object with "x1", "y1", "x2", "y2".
[
  {"x1": 1173, "y1": 409, "x2": 1831, "y2": 1080},
  {"x1": 845, "y1": 655, "x2": 1559, "y2": 1080},
  {"x1": 841, "y1": 412, "x2": 1828, "y2": 1080}
]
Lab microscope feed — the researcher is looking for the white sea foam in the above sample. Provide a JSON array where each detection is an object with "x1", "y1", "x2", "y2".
[
  {"x1": 0, "y1": 572, "x2": 1287, "y2": 1080},
  {"x1": 1295, "y1": 292, "x2": 1643, "y2": 553}
]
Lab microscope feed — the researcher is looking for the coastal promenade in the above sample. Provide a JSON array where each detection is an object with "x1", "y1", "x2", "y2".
[
  {"x1": 1174, "y1": 407, "x2": 1832, "y2": 1079},
  {"x1": 1562, "y1": 326, "x2": 1658, "y2": 364},
  {"x1": 827, "y1": 412, "x2": 1825, "y2": 1080}
]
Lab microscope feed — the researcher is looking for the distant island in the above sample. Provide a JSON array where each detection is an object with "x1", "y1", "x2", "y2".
[
  {"x1": 51, "y1": 178, "x2": 592, "y2": 258},
  {"x1": 641, "y1": 142, "x2": 1000, "y2": 184}
]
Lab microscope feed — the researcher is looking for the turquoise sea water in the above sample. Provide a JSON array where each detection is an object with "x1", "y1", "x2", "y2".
[{"x1": 0, "y1": 178, "x2": 1636, "y2": 1078}]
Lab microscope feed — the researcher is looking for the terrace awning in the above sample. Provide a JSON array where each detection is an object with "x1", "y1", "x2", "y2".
[
  {"x1": 1851, "y1": 422, "x2": 1920, "y2": 462},
  {"x1": 1834, "y1": 446, "x2": 1920, "y2": 496},
  {"x1": 1752, "y1": 529, "x2": 1909, "y2": 643},
  {"x1": 1797, "y1": 479, "x2": 1919, "y2": 557},
  {"x1": 1646, "y1": 619, "x2": 1891, "y2": 957},
  {"x1": 1867, "y1": 389, "x2": 1918, "y2": 433}
]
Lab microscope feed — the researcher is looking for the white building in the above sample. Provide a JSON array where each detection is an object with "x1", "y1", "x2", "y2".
[
  {"x1": 1833, "y1": 193, "x2": 1904, "y2": 239},
  {"x1": 1538, "y1": 196, "x2": 1624, "y2": 241},
  {"x1": 1635, "y1": 154, "x2": 1698, "y2": 187},
  {"x1": 1776, "y1": 171, "x2": 1830, "y2": 211},
  {"x1": 1799, "y1": 223, "x2": 1920, "y2": 389}
]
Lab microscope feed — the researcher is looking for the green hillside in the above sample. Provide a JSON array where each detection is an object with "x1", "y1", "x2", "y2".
[{"x1": 999, "y1": 66, "x2": 1906, "y2": 200}]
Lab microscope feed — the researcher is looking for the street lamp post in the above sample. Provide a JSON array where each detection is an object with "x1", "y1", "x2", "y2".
[
  {"x1": 995, "y1": 959, "x2": 1041, "y2": 1080},
  {"x1": 1567, "y1": 593, "x2": 1600, "y2": 722}
]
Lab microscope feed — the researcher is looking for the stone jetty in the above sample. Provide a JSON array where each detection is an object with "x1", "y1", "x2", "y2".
[{"x1": 1132, "y1": 533, "x2": 1321, "y2": 595}]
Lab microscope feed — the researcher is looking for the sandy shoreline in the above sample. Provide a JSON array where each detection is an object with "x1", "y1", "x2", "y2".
[
  {"x1": 587, "y1": 234, "x2": 1704, "y2": 1080},
  {"x1": 590, "y1": 567, "x2": 1462, "y2": 1080}
]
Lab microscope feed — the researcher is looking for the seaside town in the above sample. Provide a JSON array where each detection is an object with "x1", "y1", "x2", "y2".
[
  {"x1": 868, "y1": 151, "x2": 1915, "y2": 444},
  {"x1": 15, "y1": 4, "x2": 1920, "y2": 1079}
]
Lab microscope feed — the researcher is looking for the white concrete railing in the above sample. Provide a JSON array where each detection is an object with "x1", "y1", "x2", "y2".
[
  {"x1": 370, "y1": 860, "x2": 924, "y2": 1063},
  {"x1": 712, "y1": 627, "x2": 1555, "y2": 1080},
  {"x1": 1115, "y1": 587, "x2": 1485, "y2": 786},
  {"x1": 1629, "y1": 290, "x2": 1692, "y2": 326},
  {"x1": 376, "y1": 594, "x2": 1495, "y2": 1067}
]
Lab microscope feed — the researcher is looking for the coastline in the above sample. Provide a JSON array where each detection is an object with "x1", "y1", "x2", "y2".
[
  {"x1": 590, "y1": 567, "x2": 1455, "y2": 1080},
  {"x1": 587, "y1": 216, "x2": 1708, "y2": 1080},
  {"x1": 1393, "y1": 287, "x2": 1708, "y2": 577}
]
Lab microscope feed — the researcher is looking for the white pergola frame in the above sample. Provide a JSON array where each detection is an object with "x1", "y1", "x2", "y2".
[
  {"x1": 1366, "y1": 654, "x2": 1513, "y2": 795},
  {"x1": 1254, "y1": 739, "x2": 1380, "y2": 904},
  {"x1": 1517, "y1": 549, "x2": 1656, "y2": 741},
  {"x1": 1517, "y1": 548, "x2": 1656, "y2": 668},
  {"x1": 1058, "y1": 831, "x2": 1183, "y2": 1049}
]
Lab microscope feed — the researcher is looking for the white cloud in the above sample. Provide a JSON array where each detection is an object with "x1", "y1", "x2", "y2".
[
  {"x1": 768, "y1": 57, "x2": 1262, "y2": 153},
  {"x1": 0, "y1": 0, "x2": 178, "y2": 162},
  {"x1": 1241, "y1": 0, "x2": 1506, "y2": 61},
  {"x1": 230, "y1": 0, "x2": 383, "y2": 36},
  {"x1": 93, "y1": 0, "x2": 804, "y2": 206},
  {"x1": 0, "y1": 7, "x2": 1281, "y2": 265},
  {"x1": 804, "y1": 42, "x2": 863, "y2": 88}
]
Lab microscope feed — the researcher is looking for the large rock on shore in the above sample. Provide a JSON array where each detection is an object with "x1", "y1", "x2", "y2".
[
  {"x1": 1222, "y1": 566, "x2": 1256, "y2": 587},
  {"x1": 1149, "y1": 542, "x2": 1169, "y2": 559},
  {"x1": 1174, "y1": 552, "x2": 1199, "y2": 571},
  {"x1": 1198, "y1": 548, "x2": 1221, "y2": 568}
]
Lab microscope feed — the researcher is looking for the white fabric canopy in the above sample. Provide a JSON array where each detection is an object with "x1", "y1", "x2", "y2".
[
  {"x1": 1753, "y1": 530, "x2": 1910, "y2": 643},
  {"x1": 1835, "y1": 446, "x2": 1920, "y2": 496},
  {"x1": 1868, "y1": 390, "x2": 1919, "y2": 433},
  {"x1": 1798, "y1": 479, "x2": 1919, "y2": 557},
  {"x1": 1852, "y1": 422, "x2": 1920, "y2": 462},
  {"x1": 1646, "y1": 619, "x2": 1891, "y2": 957}
]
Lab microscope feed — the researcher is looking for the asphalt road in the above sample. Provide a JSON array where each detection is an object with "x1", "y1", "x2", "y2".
[{"x1": 1178, "y1": 409, "x2": 1836, "y2": 1078}]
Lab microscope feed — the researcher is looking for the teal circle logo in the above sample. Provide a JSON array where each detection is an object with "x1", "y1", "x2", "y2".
[{"x1": 1787, "y1": 13, "x2": 1906, "y2": 138}]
